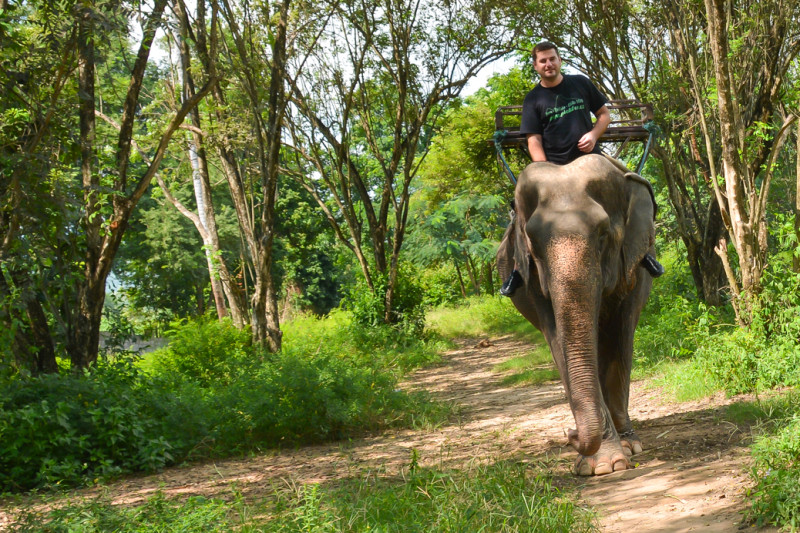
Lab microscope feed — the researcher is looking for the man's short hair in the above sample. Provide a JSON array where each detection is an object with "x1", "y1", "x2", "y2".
[{"x1": 532, "y1": 41, "x2": 559, "y2": 61}]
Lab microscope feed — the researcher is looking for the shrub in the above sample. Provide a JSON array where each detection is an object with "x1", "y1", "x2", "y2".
[
  {"x1": 420, "y1": 263, "x2": 463, "y2": 308},
  {"x1": 0, "y1": 361, "x2": 175, "y2": 491},
  {"x1": 0, "y1": 311, "x2": 450, "y2": 492},
  {"x1": 150, "y1": 317, "x2": 255, "y2": 386},
  {"x1": 691, "y1": 265, "x2": 800, "y2": 395},
  {"x1": 344, "y1": 264, "x2": 426, "y2": 334},
  {"x1": 748, "y1": 415, "x2": 800, "y2": 529}
]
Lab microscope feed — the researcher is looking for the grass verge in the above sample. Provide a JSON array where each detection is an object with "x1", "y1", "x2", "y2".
[
  {"x1": 10, "y1": 460, "x2": 596, "y2": 533},
  {"x1": 427, "y1": 295, "x2": 541, "y2": 342},
  {"x1": 716, "y1": 391, "x2": 800, "y2": 530},
  {"x1": 493, "y1": 346, "x2": 559, "y2": 387}
]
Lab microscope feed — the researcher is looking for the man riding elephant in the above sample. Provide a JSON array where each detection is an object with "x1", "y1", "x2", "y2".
[
  {"x1": 500, "y1": 41, "x2": 662, "y2": 297},
  {"x1": 494, "y1": 43, "x2": 666, "y2": 476}
]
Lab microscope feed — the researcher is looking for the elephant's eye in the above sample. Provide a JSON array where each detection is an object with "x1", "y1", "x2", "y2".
[{"x1": 597, "y1": 219, "x2": 611, "y2": 250}]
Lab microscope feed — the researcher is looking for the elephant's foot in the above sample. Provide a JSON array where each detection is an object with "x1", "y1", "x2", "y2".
[
  {"x1": 619, "y1": 429, "x2": 643, "y2": 457},
  {"x1": 571, "y1": 439, "x2": 630, "y2": 476}
]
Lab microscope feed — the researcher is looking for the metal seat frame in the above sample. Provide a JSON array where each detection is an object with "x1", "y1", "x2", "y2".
[{"x1": 491, "y1": 100, "x2": 655, "y2": 185}]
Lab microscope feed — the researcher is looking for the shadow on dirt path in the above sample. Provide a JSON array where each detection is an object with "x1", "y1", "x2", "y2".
[{"x1": 0, "y1": 336, "x2": 779, "y2": 531}]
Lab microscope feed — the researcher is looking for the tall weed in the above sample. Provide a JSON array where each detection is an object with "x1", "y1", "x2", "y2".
[
  {"x1": 1, "y1": 311, "x2": 451, "y2": 493},
  {"x1": 743, "y1": 393, "x2": 800, "y2": 530},
  {"x1": 0, "y1": 361, "x2": 174, "y2": 491},
  {"x1": 265, "y1": 461, "x2": 596, "y2": 532}
]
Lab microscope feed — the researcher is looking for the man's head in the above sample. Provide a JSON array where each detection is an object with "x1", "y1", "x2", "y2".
[{"x1": 532, "y1": 42, "x2": 562, "y2": 87}]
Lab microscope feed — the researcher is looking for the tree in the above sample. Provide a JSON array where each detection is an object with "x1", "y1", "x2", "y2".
[
  {"x1": 701, "y1": 0, "x2": 800, "y2": 321},
  {"x1": 1, "y1": 0, "x2": 213, "y2": 370},
  {"x1": 285, "y1": 0, "x2": 523, "y2": 323},
  {"x1": 175, "y1": 0, "x2": 301, "y2": 350},
  {"x1": 406, "y1": 193, "x2": 506, "y2": 296}
]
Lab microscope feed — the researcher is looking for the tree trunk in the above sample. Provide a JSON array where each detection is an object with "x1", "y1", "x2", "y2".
[
  {"x1": 195, "y1": 281, "x2": 206, "y2": 315},
  {"x1": 454, "y1": 261, "x2": 467, "y2": 298},
  {"x1": 68, "y1": 0, "x2": 209, "y2": 369},
  {"x1": 188, "y1": 139, "x2": 227, "y2": 319},
  {"x1": 483, "y1": 261, "x2": 495, "y2": 295},
  {"x1": 465, "y1": 256, "x2": 480, "y2": 295},
  {"x1": 174, "y1": 2, "x2": 229, "y2": 322},
  {"x1": 795, "y1": 123, "x2": 800, "y2": 273},
  {"x1": 0, "y1": 272, "x2": 58, "y2": 374},
  {"x1": 73, "y1": 0, "x2": 101, "y2": 370},
  {"x1": 702, "y1": 0, "x2": 792, "y2": 318}
]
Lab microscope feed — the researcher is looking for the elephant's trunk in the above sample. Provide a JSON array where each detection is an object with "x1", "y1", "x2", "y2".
[{"x1": 546, "y1": 236, "x2": 605, "y2": 458}]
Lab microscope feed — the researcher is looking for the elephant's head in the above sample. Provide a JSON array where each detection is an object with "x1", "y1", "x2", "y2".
[{"x1": 511, "y1": 154, "x2": 655, "y2": 457}]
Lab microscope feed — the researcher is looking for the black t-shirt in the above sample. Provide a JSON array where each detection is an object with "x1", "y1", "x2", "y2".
[{"x1": 519, "y1": 74, "x2": 609, "y2": 165}]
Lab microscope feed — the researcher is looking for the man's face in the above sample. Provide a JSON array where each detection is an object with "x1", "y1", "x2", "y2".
[{"x1": 533, "y1": 48, "x2": 562, "y2": 82}]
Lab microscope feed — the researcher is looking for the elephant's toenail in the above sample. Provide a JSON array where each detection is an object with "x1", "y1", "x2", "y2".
[
  {"x1": 622, "y1": 446, "x2": 633, "y2": 457},
  {"x1": 595, "y1": 462, "x2": 613, "y2": 475},
  {"x1": 613, "y1": 459, "x2": 628, "y2": 471}
]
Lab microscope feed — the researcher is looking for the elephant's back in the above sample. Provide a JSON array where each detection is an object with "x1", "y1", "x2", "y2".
[{"x1": 518, "y1": 154, "x2": 624, "y2": 193}]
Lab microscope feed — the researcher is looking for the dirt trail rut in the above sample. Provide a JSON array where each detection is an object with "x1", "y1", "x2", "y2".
[{"x1": 1, "y1": 336, "x2": 778, "y2": 531}]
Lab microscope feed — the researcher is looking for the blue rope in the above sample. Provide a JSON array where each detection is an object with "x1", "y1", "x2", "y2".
[
  {"x1": 636, "y1": 121, "x2": 662, "y2": 175},
  {"x1": 493, "y1": 130, "x2": 517, "y2": 186}
]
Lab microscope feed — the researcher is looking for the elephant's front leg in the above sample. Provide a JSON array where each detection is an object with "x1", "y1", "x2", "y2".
[
  {"x1": 570, "y1": 404, "x2": 631, "y2": 476},
  {"x1": 599, "y1": 353, "x2": 642, "y2": 458},
  {"x1": 570, "y1": 320, "x2": 642, "y2": 476},
  {"x1": 598, "y1": 311, "x2": 644, "y2": 458}
]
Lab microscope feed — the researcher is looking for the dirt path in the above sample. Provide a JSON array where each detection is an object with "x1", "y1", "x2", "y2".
[{"x1": 0, "y1": 336, "x2": 778, "y2": 531}]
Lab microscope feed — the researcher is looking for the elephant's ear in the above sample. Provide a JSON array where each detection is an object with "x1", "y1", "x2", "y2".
[
  {"x1": 497, "y1": 220, "x2": 516, "y2": 282},
  {"x1": 621, "y1": 173, "x2": 656, "y2": 286}
]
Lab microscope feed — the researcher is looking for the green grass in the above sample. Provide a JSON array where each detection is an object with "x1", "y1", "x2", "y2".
[
  {"x1": 710, "y1": 391, "x2": 800, "y2": 530},
  {"x1": 11, "y1": 490, "x2": 248, "y2": 532},
  {"x1": 12, "y1": 461, "x2": 596, "y2": 533},
  {"x1": 493, "y1": 346, "x2": 559, "y2": 387},
  {"x1": 427, "y1": 295, "x2": 540, "y2": 342},
  {"x1": 645, "y1": 359, "x2": 722, "y2": 402}
]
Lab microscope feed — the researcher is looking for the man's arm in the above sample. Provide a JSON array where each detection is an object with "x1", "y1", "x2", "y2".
[
  {"x1": 577, "y1": 105, "x2": 611, "y2": 153},
  {"x1": 527, "y1": 134, "x2": 547, "y2": 161}
]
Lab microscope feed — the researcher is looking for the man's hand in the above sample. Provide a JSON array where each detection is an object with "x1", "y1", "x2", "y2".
[
  {"x1": 577, "y1": 132, "x2": 598, "y2": 153},
  {"x1": 578, "y1": 104, "x2": 611, "y2": 153}
]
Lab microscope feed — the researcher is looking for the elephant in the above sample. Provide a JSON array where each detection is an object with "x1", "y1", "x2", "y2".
[{"x1": 496, "y1": 153, "x2": 657, "y2": 476}]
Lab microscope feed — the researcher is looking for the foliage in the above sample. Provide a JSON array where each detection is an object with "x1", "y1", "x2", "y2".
[
  {"x1": 419, "y1": 263, "x2": 463, "y2": 308},
  {"x1": 0, "y1": 361, "x2": 175, "y2": 491},
  {"x1": 12, "y1": 462, "x2": 594, "y2": 532},
  {"x1": 738, "y1": 392, "x2": 800, "y2": 530},
  {"x1": 284, "y1": 310, "x2": 445, "y2": 373},
  {"x1": 633, "y1": 244, "x2": 724, "y2": 370},
  {"x1": 11, "y1": 490, "x2": 245, "y2": 532},
  {"x1": 273, "y1": 183, "x2": 342, "y2": 315},
  {"x1": 113, "y1": 189, "x2": 223, "y2": 330},
  {"x1": 685, "y1": 251, "x2": 800, "y2": 395},
  {"x1": 417, "y1": 66, "x2": 533, "y2": 206},
  {"x1": 151, "y1": 316, "x2": 255, "y2": 387},
  {"x1": 0, "y1": 312, "x2": 450, "y2": 493},
  {"x1": 265, "y1": 461, "x2": 596, "y2": 532},
  {"x1": 343, "y1": 264, "x2": 426, "y2": 334},
  {"x1": 406, "y1": 193, "x2": 507, "y2": 297}
]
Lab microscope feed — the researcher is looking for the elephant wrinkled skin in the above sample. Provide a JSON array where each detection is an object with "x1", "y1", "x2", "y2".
[{"x1": 497, "y1": 154, "x2": 655, "y2": 476}]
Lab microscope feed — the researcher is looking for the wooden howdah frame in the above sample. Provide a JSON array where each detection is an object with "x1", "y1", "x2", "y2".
[{"x1": 490, "y1": 99, "x2": 656, "y2": 185}]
